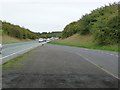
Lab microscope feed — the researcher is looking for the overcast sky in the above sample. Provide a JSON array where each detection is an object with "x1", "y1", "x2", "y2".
[{"x1": 0, "y1": 0, "x2": 119, "y2": 33}]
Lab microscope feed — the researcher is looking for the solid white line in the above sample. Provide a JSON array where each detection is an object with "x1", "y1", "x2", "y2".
[
  {"x1": 1, "y1": 45, "x2": 39, "y2": 60},
  {"x1": 76, "y1": 52, "x2": 119, "y2": 80}
]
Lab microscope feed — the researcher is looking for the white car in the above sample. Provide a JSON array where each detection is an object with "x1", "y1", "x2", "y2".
[
  {"x1": 0, "y1": 44, "x2": 2, "y2": 54},
  {"x1": 46, "y1": 38, "x2": 50, "y2": 42},
  {"x1": 38, "y1": 38, "x2": 44, "y2": 43}
]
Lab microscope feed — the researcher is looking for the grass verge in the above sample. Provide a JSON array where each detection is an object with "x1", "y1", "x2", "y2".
[
  {"x1": 48, "y1": 34, "x2": 118, "y2": 52},
  {"x1": 2, "y1": 49, "x2": 32, "y2": 70},
  {"x1": 2, "y1": 35, "x2": 32, "y2": 44}
]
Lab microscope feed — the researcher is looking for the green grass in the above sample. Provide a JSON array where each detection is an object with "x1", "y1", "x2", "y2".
[
  {"x1": 2, "y1": 55, "x2": 25, "y2": 70},
  {"x1": 49, "y1": 34, "x2": 118, "y2": 52},
  {"x1": 2, "y1": 49, "x2": 32, "y2": 70}
]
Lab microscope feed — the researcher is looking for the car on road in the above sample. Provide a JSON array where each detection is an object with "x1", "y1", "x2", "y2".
[
  {"x1": 38, "y1": 38, "x2": 44, "y2": 43},
  {"x1": 38, "y1": 38, "x2": 47, "y2": 43},
  {"x1": 0, "y1": 44, "x2": 2, "y2": 54},
  {"x1": 46, "y1": 38, "x2": 51, "y2": 42}
]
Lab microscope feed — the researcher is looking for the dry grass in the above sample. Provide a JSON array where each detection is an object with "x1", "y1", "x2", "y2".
[
  {"x1": 2, "y1": 35, "x2": 31, "y2": 44},
  {"x1": 49, "y1": 34, "x2": 118, "y2": 52},
  {"x1": 58, "y1": 34, "x2": 94, "y2": 46}
]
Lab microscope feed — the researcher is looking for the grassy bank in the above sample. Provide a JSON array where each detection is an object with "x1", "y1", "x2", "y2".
[
  {"x1": 49, "y1": 34, "x2": 118, "y2": 52},
  {"x1": 2, "y1": 35, "x2": 32, "y2": 44}
]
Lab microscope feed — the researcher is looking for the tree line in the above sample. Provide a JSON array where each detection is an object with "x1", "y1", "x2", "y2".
[
  {"x1": 2, "y1": 21, "x2": 38, "y2": 39},
  {"x1": 36, "y1": 31, "x2": 62, "y2": 38},
  {"x1": 62, "y1": 2, "x2": 119, "y2": 45},
  {"x1": 1, "y1": 21, "x2": 62, "y2": 40}
]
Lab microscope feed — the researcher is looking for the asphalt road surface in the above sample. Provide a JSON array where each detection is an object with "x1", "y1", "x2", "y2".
[
  {"x1": 47, "y1": 44, "x2": 118, "y2": 78},
  {"x1": 2, "y1": 44, "x2": 119, "y2": 88},
  {"x1": 1, "y1": 41, "x2": 42, "y2": 64}
]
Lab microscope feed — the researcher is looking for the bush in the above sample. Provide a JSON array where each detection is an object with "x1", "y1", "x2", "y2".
[
  {"x1": 2, "y1": 21, "x2": 38, "y2": 40},
  {"x1": 62, "y1": 3, "x2": 118, "y2": 45}
]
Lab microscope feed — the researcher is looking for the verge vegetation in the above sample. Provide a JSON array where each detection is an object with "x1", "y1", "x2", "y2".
[
  {"x1": 49, "y1": 3, "x2": 119, "y2": 52},
  {"x1": 49, "y1": 34, "x2": 118, "y2": 52}
]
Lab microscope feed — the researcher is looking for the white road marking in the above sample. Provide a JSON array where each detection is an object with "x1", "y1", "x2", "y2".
[
  {"x1": 76, "y1": 52, "x2": 119, "y2": 80},
  {"x1": 1, "y1": 44, "x2": 40, "y2": 60}
]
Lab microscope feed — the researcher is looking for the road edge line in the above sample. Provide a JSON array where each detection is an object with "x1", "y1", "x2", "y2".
[
  {"x1": 1, "y1": 44, "x2": 41, "y2": 64},
  {"x1": 76, "y1": 52, "x2": 119, "y2": 80}
]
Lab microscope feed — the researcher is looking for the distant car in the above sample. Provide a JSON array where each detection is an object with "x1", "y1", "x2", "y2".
[
  {"x1": 46, "y1": 38, "x2": 51, "y2": 42},
  {"x1": 43, "y1": 39, "x2": 47, "y2": 42},
  {"x1": 38, "y1": 38, "x2": 44, "y2": 43},
  {"x1": 0, "y1": 44, "x2": 2, "y2": 54}
]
